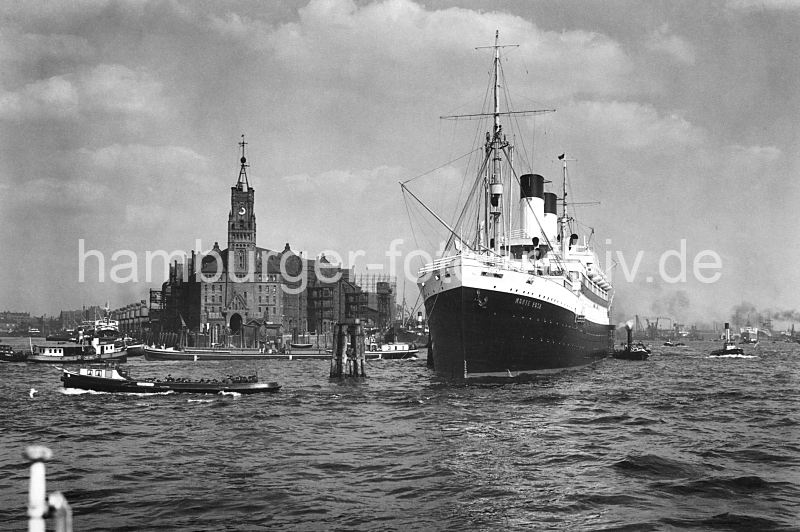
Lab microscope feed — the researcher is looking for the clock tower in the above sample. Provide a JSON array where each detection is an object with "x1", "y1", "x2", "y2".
[{"x1": 228, "y1": 134, "x2": 256, "y2": 274}]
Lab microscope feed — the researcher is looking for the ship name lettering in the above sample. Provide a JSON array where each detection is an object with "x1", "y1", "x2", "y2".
[{"x1": 515, "y1": 297, "x2": 541, "y2": 309}]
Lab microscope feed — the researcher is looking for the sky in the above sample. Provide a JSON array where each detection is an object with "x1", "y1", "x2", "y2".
[{"x1": 1, "y1": 0, "x2": 798, "y2": 330}]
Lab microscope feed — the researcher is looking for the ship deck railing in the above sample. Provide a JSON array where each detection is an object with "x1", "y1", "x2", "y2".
[{"x1": 418, "y1": 252, "x2": 568, "y2": 280}]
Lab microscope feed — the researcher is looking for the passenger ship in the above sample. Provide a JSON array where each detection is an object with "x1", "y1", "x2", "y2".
[{"x1": 408, "y1": 31, "x2": 615, "y2": 381}]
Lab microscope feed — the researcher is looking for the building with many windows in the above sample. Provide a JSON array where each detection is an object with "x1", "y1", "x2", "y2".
[
  {"x1": 157, "y1": 136, "x2": 393, "y2": 346},
  {"x1": 160, "y1": 137, "x2": 305, "y2": 344}
]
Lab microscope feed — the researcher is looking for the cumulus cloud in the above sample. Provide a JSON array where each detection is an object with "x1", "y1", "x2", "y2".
[
  {"x1": 80, "y1": 65, "x2": 165, "y2": 115},
  {"x1": 562, "y1": 100, "x2": 706, "y2": 150},
  {"x1": 83, "y1": 144, "x2": 211, "y2": 187},
  {"x1": 645, "y1": 24, "x2": 696, "y2": 65},
  {"x1": 0, "y1": 64, "x2": 166, "y2": 121},
  {"x1": 0, "y1": 76, "x2": 79, "y2": 120},
  {"x1": 212, "y1": 0, "x2": 637, "y2": 102}
]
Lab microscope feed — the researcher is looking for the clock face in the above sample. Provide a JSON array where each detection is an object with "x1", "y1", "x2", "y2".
[{"x1": 238, "y1": 206, "x2": 246, "y2": 216}]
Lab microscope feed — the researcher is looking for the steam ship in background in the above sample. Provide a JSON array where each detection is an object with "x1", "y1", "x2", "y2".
[
  {"x1": 404, "y1": 31, "x2": 614, "y2": 381},
  {"x1": 739, "y1": 324, "x2": 759, "y2": 344}
]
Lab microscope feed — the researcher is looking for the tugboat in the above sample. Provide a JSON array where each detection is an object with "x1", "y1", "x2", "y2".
[
  {"x1": 61, "y1": 364, "x2": 281, "y2": 394},
  {"x1": 30, "y1": 312, "x2": 128, "y2": 363},
  {"x1": 0, "y1": 344, "x2": 27, "y2": 362},
  {"x1": 613, "y1": 325, "x2": 650, "y2": 360},
  {"x1": 406, "y1": 31, "x2": 614, "y2": 381},
  {"x1": 28, "y1": 336, "x2": 127, "y2": 363},
  {"x1": 365, "y1": 341, "x2": 419, "y2": 360},
  {"x1": 710, "y1": 323, "x2": 745, "y2": 356}
]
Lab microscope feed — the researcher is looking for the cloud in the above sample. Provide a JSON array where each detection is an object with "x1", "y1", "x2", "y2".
[
  {"x1": 726, "y1": 0, "x2": 800, "y2": 10},
  {"x1": 563, "y1": 100, "x2": 705, "y2": 150},
  {"x1": 4, "y1": 143, "x2": 211, "y2": 225},
  {"x1": 0, "y1": 76, "x2": 79, "y2": 120},
  {"x1": 0, "y1": 64, "x2": 166, "y2": 121},
  {"x1": 83, "y1": 144, "x2": 212, "y2": 193},
  {"x1": 81, "y1": 64, "x2": 165, "y2": 115},
  {"x1": 0, "y1": 29, "x2": 94, "y2": 71},
  {"x1": 281, "y1": 165, "x2": 404, "y2": 194},
  {"x1": 214, "y1": 0, "x2": 637, "y2": 102},
  {"x1": 645, "y1": 24, "x2": 696, "y2": 65}
]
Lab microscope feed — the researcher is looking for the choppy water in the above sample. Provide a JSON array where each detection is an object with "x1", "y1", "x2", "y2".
[{"x1": 1, "y1": 337, "x2": 798, "y2": 531}]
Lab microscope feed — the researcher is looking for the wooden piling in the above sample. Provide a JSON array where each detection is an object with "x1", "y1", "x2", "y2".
[{"x1": 330, "y1": 318, "x2": 366, "y2": 378}]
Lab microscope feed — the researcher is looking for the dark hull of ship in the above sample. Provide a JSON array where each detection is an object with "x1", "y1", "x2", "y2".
[
  {"x1": 61, "y1": 372, "x2": 281, "y2": 394},
  {"x1": 425, "y1": 286, "x2": 613, "y2": 381},
  {"x1": 612, "y1": 348, "x2": 650, "y2": 361},
  {"x1": 126, "y1": 344, "x2": 145, "y2": 357}
]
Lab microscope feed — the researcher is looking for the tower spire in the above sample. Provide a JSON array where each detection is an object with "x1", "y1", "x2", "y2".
[{"x1": 237, "y1": 134, "x2": 249, "y2": 190}]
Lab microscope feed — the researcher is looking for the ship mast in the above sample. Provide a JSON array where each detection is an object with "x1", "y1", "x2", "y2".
[
  {"x1": 411, "y1": 30, "x2": 554, "y2": 257},
  {"x1": 558, "y1": 153, "x2": 577, "y2": 256},
  {"x1": 479, "y1": 30, "x2": 514, "y2": 254}
]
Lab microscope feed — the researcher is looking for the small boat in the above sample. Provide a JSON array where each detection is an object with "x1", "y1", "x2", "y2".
[
  {"x1": 27, "y1": 338, "x2": 127, "y2": 364},
  {"x1": 46, "y1": 330, "x2": 78, "y2": 342},
  {"x1": 289, "y1": 342, "x2": 314, "y2": 349},
  {"x1": 143, "y1": 345, "x2": 280, "y2": 361},
  {"x1": 613, "y1": 325, "x2": 650, "y2": 360},
  {"x1": 365, "y1": 342, "x2": 419, "y2": 360},
  {"x1": 710, "y1": 322, "x2": 745, "y2": 356},
  {"x1": 0, "y1": 345, "x2": 27, "y2": 362},
  {"x1": 125, "y1": 344, "x2": 145, "y2": 357},
  {"x1": 61, "y1": 364, "x2": 281, "y2": 394},
  {"x1": 612, "y1": 346, "x2": 650, "y2": 361}
]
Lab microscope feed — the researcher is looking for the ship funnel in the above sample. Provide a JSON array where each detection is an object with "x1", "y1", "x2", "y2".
[
  {"x1": 543, "y1": 192, "x2": 558, "y2": 245},
  {"x1": 520, "y1": 174, "x2": 544, "y2": 241}
]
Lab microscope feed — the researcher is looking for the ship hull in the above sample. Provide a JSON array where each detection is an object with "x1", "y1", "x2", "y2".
[{"x1": 425, "y1": 286, "x2": 613, "y2": 381}]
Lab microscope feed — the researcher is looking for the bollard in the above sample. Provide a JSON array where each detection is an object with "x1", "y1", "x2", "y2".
[
  {"x1": 26, "y1": 445, "x2": 52, "y2": 532},
  {"x1": 25, "y1": 446, "x2": 72, "y2": 532},
  {"x1": 48, "y1": 492, "x2": 72, "y2": 532}
]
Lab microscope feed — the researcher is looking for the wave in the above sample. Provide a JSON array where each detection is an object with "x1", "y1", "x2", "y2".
[
  {"x1": 661, "y1": 512, "x2": 789, "y2": 530},
  {"x1": 654, "y1": 474, "x2": 789, "y2": 497},
  {"x1": 613, "y1": 454, "x2": 699, "y2": 479}
]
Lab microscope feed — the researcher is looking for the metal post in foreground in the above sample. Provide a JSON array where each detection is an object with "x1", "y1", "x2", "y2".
[
  {"x1": 26, "y1": 446, "x2": 52, "y2": 532},
  {"x1": 25, "y1": 445, "x2": 72, "y2": 532}
]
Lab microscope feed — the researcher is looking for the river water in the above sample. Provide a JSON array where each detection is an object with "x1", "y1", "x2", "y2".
[{"x1": 0, "y1": 338, "x2": 798, "y2": 531}]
